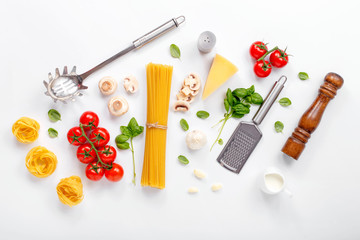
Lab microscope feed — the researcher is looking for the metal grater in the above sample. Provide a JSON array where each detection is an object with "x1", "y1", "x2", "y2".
[{"x1": 217, "y1": 76, "x2": 287, "y2": 174}]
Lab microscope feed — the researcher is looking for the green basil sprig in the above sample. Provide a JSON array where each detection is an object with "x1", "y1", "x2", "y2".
[
  {"x1": 211, "y1": 86, "x2": 263, "y2": 151},
  {"x1": 48, "y1": 109, "x2": 61, "y2": 122},
  {"x1": 115, "y1": 117, "x2": 144, "y2": 185}
]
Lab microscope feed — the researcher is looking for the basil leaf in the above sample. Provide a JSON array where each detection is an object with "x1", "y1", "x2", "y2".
[
  {"x1": 48, "y1": 128, "x2": 58, "y2": 138},
  {"x1": 180, "y1": 119, "x2": 189, "y2": 131},
  {"x1": 231, "y1": 112, "x2": 244, "y2": 118},
  {"x1": 279, "y1": 97, "x2": 292, "y2": 106},
  {"x1": 274, "y1": 121, "x2": 284, "y2": 133},
  {"x1": 233, "y1": 103, "x2": 250, "y2": 115},
  {"x1": 115, "y1": 134, "x2": 129, "y2": 144},
  {"x1": 224, "y1": 99, "x2": 230, "y2": 112},
  {"x1": 251, "y1": 93, "x2": 263, "y2": 105},
  {"x1": 48, "y1": 109, "x2": 61, "y2": 122},
  {"x1": 120, "y1": 126, "x2": 132, "y2": 137},
  {"x1": 245, "y1": 95, "x2": 252, "y2": 103},
  {"x1": 218, "y1": 139, "x2": 224, "y2": 145},
  {"x1": 170, "y1": 44, "x2": 181, "y2": 59},
  {"x1": 247, "y1": 85, "x2": 255, "y2": 95},
  {"x1": 128, "y1": 117, "x2": 144, "y2": 137},
  {"x1": 132, "y1": 126, "x2": 144, "y2": 138},
  {"x1": 116, "y1": 142, "x2": 130, "y2": 150},
  {"x1": 232, "y1": 88, "x2": 248, "y2": 98},
  {"x1": 178, "y1": 155, "x2": 189, "y2": 165},
  {"x1": 298, "y1": 72, "x2": 309, "y2": 80},
  {"x1": 196, "y1": 110, "x2": 210, "y2": 119},
  {"x1": 226, "y1": 88, "x2": 234, "y2": 106}
]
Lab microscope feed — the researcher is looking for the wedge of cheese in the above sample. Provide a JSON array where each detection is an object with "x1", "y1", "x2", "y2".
[{"x1": 202, "y1": 54, "x2": 238, "y2": 100}]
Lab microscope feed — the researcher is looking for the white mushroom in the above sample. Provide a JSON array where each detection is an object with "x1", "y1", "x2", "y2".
[
  {"x1": 173, "y1": 100, "x2": 190, "y2": 112},
  {"x1": 181, "y1": 86, "x2": 192, "y2": 96},
  {"x1": 108, "y1": 96, "x2": 129, "y2": 116},
  {"x1": 123, "y1": 75, "x2": 139, "y2": 94},
  {"x1": 183, "y1": 73, "x2": 201, "y2": 91},
  {"x1": 176, "y1": 92, "x2": 195, "y2": 103},
  {"x1": 186, "y1": 130, "x2": 207, "y2": 150},
  {"x1": 98, "y1": 76, "x2": 117, "y2": 95}
]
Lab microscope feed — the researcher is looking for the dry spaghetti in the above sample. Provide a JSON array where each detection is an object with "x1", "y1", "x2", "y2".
[
  {"x1": 25, "y1": 146, "x2": 57, "y2": 178},
  {"x1": 12, "y1": 117, "x2": 40, "y2": 143},
  {"x1": 56, "y1": 176, "x2": 84, "y2": 207},
  {"x1": 141, "y1": 63, "x2": 173, "y2": 189}
]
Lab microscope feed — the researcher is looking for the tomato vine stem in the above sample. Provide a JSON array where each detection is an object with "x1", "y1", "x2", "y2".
[{"x1": 257, "y1": 46, "x2": 279, "y2": 61}]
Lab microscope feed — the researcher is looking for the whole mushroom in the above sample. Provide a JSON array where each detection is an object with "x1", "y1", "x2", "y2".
[
  {"x1": 186, "y1": 130, "x2": 207, "y2": 150},
  {"x1": 98, "y1": 76, "x2": 117, "y2": 95},
  {"x1": 108, "y1": 96, "x2": 129, "y2": 116}
]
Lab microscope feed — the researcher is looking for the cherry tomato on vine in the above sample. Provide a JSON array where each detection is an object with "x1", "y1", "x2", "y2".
[
  {"x1": 270, "y1": 49, "x2": 289, "y2": 68},
  {"x1": 77, "y1": 143, "x2": 96, "y2": 164},
  {"x1": 89, "y1": 127, "x2": 110, "y2": 148},
  {"x1": 98, "y1": 145, "x2": 117, "y2": 164},
  {"x1": 105, "y1": 163, "x2": 124, "y2": 182},
  {"x1": 80, "y1": 111, "x2": 100, "y2": 131},
  {"x1": 67, "y1": 126, "x2": 87, "y2": 146},
  {"x1": 249, "y1": 41, "x2": 268, "y2": 60},
  {"x1": 254, "y1": 60, "x2": 272, "y2": 78},
  {"x1": 85, "y1": 162, "x2": 104, "y2": 181}
]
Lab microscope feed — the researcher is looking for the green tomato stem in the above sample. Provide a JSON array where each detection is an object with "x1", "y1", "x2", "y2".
[
  {"x1": 257, "y1": 46, "x2": 279, "y2": 61},
  {"x1": 79, "y1": 124, "x2": 111, "y2": 169},
  {"x1": 130, "y1": 137, "x2": 136, "y2": 185}
]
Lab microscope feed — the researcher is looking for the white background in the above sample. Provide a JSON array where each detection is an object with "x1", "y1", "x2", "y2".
[{"x1": 1, "y1": 0, "x2": 360, "y2": 239}]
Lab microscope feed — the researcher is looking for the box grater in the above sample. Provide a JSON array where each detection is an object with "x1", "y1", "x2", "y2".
[{"x1": 217, "y1": 76, "x2": 287, "y2": 174}]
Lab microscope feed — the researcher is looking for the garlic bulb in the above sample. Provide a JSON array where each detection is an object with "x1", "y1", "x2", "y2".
[{"x1": 186, "y1": 130, "x2": 207, "y2": 150}]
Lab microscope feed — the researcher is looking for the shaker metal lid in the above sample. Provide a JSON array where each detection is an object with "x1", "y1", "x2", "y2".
[{"x1": 197, "y1": 31, "x2": 216, "y2": 53}]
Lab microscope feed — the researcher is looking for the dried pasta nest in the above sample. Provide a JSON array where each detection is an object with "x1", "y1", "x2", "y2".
[
  {"x1": 25, "y1": 146, "x2": 57, "y2": 178},
  {"x1": 56, "y1": 176, "x2": 84, "y2": 207},
  {"x1": 12, "y1": 117, "x2": 40, "y2": 143}
]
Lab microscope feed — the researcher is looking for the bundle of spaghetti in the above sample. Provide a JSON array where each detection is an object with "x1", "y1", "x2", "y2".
[
  {"x1": 141, "y1": 63, "x2": 173, "y2": 189},
  {"x1": 12, "y1": 117, "x2": 40, "y2": 143},
  {"x1": 25, "y1": 146, "x2": 57, "y2": 178},
  {"x1": 56, "y1": 176, "x2": 84, "y2": 207}
]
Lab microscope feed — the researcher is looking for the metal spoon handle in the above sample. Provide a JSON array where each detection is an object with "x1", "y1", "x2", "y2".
[
  {"x1": 252, "y1": 76, "x2": 287, "y2": 125},
  {"x1": 79, "y1": 16, "x2": 185, "y2": 80}
]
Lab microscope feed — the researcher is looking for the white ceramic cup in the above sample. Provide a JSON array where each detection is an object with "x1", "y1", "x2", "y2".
[{"x1": 259, "y1": 167, "x2": 292, "y2": 196}]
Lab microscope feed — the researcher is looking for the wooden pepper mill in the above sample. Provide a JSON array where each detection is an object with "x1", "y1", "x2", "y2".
[{"x1": 281, "y1": 72, "x2": 344, "y2": 160}]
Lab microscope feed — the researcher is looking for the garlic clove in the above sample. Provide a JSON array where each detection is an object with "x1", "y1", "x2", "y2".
[
  {"x1": 211, "y1": 183, "x2": 223, "y2": 192},
  {"x1": 188, "y1": 187, "x2": 199, "y2": 193},
  {"x1": 194, "y1": 169, "x2": 206, "y2": 179},
  {"x1": 108, "y1": 96, "x2": 129, "y2": 116},
  {"x1": 99, "y1": 76, "x2": 117, "y2": 95}
]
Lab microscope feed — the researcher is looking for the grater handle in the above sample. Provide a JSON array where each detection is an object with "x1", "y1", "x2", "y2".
[{"x1": 252, "y1": 76, "x2": 287, "y2": 125}]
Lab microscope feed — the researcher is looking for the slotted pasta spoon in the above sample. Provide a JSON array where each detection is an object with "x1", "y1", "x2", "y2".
[{"x1": 44, "y1": 16, "x2": 185, "y2": 103}]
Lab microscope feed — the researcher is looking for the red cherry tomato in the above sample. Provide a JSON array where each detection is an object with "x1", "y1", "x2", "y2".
[
  {"x1": 98, "y1": 145, "x2": 117, "y2": 164},
  {"x1": 85, "y1": 162, "x2": 104, "y2": 181},
  {"x1": 249, "y1": 41, "x2": 268, "y2": 60},
  {"x1": 76, "y1": 144, "x2": 96, "y2": 164},
  {"x1": 80, "y1": 111, "x2": 99, "y2": 131},
  {"x1": 105, "y1": 163, "x2": 124, "y2": 182},
  {"x1": 253, "y1": 60, "x2": 272, "y2": 78},
  {"x1": 89, "y1": 127, "x2": 110, "y2": 148},
  {"x1": 67, "y1": 126, "x2": 87, "y2": 146},
  {"x1": 270, "y1": 49, "x2": 289, "y2": 68}
]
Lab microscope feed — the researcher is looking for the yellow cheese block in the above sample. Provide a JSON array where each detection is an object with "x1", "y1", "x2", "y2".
[{"x1": 202, "y1": 54, "x2": 238, "y2": 100}]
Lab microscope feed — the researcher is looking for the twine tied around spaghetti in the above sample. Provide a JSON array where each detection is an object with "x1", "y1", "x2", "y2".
[{"x1": 146, "y1": 122, "x2": 167, "y2": 130}]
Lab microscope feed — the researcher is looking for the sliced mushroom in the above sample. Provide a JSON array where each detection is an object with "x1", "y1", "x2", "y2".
[
  {"x1": 108, "y1": 96, "x2": 129, "y2": 116},
  {"x1": 176, "y1": 92, "x2": 195, "y2": 103},
  {"x1": 123, "y1": 75, "x2": 139, "y2": 94},
  {"x1": 98, "y1": 76, "x2": 117, "y2": 95},
  {"x1": 183, "y1": 73, "x2": 201, "y2": 91},
  {"x1": 173, "y1": 100, "x2": 190, "y2": 112},
  {"x1": 181, "y1": 86, "x2": 192, "y2": 96}
]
